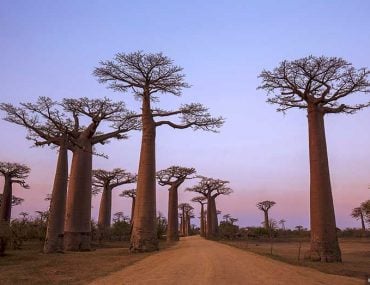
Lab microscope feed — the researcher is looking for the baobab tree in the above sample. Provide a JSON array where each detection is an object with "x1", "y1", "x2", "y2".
[
  {"x1": 62, "y1": 97, "x2": 140, "y2": 251},
  {"x1": 94, "y1": 51, "x2": 224, "y2": 251},
  {"x1": 92, "y1": 169, "x2": 136, "y2": 234},
  {"x1": 119, "y1": 189, "x2": 137, "y2": 225},
  {"x1": 0, "y1": 162, "x2": 30, "y2": 223},
  {"x1": 191, "y1": 196, "x2": 207, "y2": 237},
  {"x1": 256, "y1": 201, "x2": 276, "y2": 230},
  {"x1": 258, "y1": 56, "x2": 370, "y2": 262},
  {"x1": 178, "y1": 203, "x2": 193, "y2": 236},
  {"x1": 186, "y1": 176, "x2": 232, "y2": 238},
  {"x1": 351, "y1": 200, "x2": 370, "y2": 232},
  {"x1": 157, "y1": 166, "x2": 196, "y2": 241},
  {"x1": 278, "y1": 219, "x2": 286, "y2": 230},
  {"x1": 0, "y1": 97, "x2": 77, "y2": 253}
]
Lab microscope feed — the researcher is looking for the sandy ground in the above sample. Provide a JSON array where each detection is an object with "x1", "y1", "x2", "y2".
[{"x1": 89, "y1": 236, "x2": 363, "y2": 285}]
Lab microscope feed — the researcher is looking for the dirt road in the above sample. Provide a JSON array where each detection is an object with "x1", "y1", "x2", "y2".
[{"x1": 89, "y1": 236, "x2": 362, "y2": 285}]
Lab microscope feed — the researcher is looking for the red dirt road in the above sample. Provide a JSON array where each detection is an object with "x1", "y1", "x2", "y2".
[{"x1": 89, "y1": 236, "x2": 362, "y2": 285}]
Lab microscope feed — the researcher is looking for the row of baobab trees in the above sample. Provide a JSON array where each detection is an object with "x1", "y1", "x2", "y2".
[
  {"x1": 0, "y1": 51, "x2": 224, "y2": 254},
  {"x1": 0, "y1": 52, "x2": 369, "y2": 263}
]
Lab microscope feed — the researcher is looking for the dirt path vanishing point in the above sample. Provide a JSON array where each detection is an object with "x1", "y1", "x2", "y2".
[{"x1": 89, "y1": 236, "x2": 362, "y2": 285}]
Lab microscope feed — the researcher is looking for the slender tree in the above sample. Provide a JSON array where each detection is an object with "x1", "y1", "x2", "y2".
[
  {"x1": 92, "y1": 169, "x2": 136, "y2": 235},
  {"x1": 157, "y1": 166, "x2": 196, "y2": 241},
  {"x1": 0, "y1": 97, "x2": 76, "y2": 253},
  {"x1": 191, "y1": 196, "x2": 207, "y2": 237},
  {"x1": 256, "y1": 201, "x2": 276, "y2": 230},
  {"x1": 258, "y1": 56, "x2": 370, "y2": 262},
  {"x1": 62, "y1": 97, "x2": 140, "y2": 251},
  {"x1": 94, "y1": 51, "x2": 224, "y2": 251},
  {"x1": 119, "y1": 189, "x2": 137, "y2": 226},
  {"x1": 0, "y1": 162, "x2": 30, "y2": 223},
  {"x1": 186, "y1": 176, "x2": 232, "y2": 238}
]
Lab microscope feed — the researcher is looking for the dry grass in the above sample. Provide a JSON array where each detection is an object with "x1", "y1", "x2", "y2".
[
  {"x1": 221, "y1": 237, "x2": 370, "y2": 280},
  {"x1": 0, "y1": 240, "x2": 170, "y2": 285}
]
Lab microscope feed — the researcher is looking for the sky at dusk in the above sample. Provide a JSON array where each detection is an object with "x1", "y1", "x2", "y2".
[{"x1": 0, "y1": 0, "x2": 369, "y2": 229}]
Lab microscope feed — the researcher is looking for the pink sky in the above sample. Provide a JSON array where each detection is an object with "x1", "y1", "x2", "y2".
[{"x1": 1, "y1": 1, "x2": 369, "y2": 230}]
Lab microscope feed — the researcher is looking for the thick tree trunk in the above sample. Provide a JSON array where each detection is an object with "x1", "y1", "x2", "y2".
[
  {"x1": 200, "y1": 204, "x2": 205, "y2": 237},
  {"x1": 210, "y1": 197, "x2": 218, "y2": 236},
  {"x1": 305, "y1": 104, "x2": 342, "y2": 262},
  {"x1": 0, "y1": 177, "x2": 12, "y2": 223},
  {"x1": 44, "y1": 145, "x2": 68, "y2": 253},
  {"x1": 167, "y1": 186, "x2": 179, "y2": 241},
  {"x1": 98, "y1": 186, "x2": 112, "y2": 240},
  {"x1": 130, "y1": 95, "x2": 158, "y2": 252},
  {"x1": 187, "y1": 214, "x2": 191, "y2": 235},
  {"x1": 206, "y1": 197, "x2": 214, "y2": 238},
  {"x1": 264, "y1": 211, "x2": 269, "y2": 230},
  {"x1": 64, "y1": 142, "x2": 93, "y2": 251}
]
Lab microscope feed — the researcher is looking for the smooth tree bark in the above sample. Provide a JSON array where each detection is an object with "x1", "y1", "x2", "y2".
[
  {"x1": 120, "y1": 189, "x2": 137, "y2": 226},
  {"x1": 258, "y1": 56, "x2": 370, "y2": 262},
  {"x1": 186, "y1": 176, "x2": 232, "y2": 238},
  {"x1": 92, "y1": 169, "x2": 136, "y2": 235},
  {"x1": 94, "y1": 51, "x2": 224, "y2": 252},
  {"x1": 62, "y1": 98, "x2": 140, "y2": 251},
  {"x1": 0, "y1": 162, "x2": 30, "y2": 223},
  {"x1": 157, "y1": 166, "x2": 196, "y2": 241},
  {"x1": 191, "y1": 196, "x2": 207, "y2": 237},
  {"x1": 256, "y1": 201, "x2": 276, "y2": 230}
]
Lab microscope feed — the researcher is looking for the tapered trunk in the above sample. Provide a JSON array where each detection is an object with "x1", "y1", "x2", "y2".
[
  {"x1": 200, "y1": 204, "x2": 205, "y2": 237},
  {"x1": 179, "y1": 216, "x2": 183, "y2": 236},
  {"x1": 305, "y1": 104, "x2": 341, "y2": 262},
  {"x1": 130, "y1": 94, "x2": 158, "y2": 252},
  {"x1": 264, "y1": 211, "x2": 269, "y2": 230},
  {"x1": 64, "y1": 142, "x2": 93, "y2": 251},
  {"x1": 0, "y1": 177, "x2": 12, "y2": 223},
  {"x1": 206, "y1": 196, "x2": 215, "y2": 238},
  {"x1": 211, "y1": 198, "x2": 219, "y2": 234},
  {"x1": 181, "y1": 211, "x2": 186, "y2": 236},
  {"x1": 44, "y1": 145, "x2": 68, "y2": 253},
  {"x1": 167, "y1": 186, "x2": 179, "y2": 241},
  {"x1": 98, "y1": 186, "x2": 112, "y2": 231},
  {"x1": 187, "y1": 214, "x2": 191, "y2": 235}
]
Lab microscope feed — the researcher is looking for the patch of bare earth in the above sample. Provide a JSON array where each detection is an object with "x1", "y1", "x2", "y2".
[{"x1": 89, "y1": 236, "x2": 363, "y2": 285}]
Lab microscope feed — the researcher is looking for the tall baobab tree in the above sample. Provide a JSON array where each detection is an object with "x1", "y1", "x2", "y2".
[
  {"x1": 119, "y1": 189, "x2": 137, "y2": 225},
  {"x1": 186, "y1": 176, "x2": 232, "y2": 238},
  {"x1": 62, "y1": 97, "x2": 140, "y2": 251},
  {"x1": 94, "y1": 51, "x2": 224, "y2": 251},
  {"x1": 278, "y1": 219, "x2": 286, "y2": 230},
  {"x1": 156, "y1": 166, "x2": 196, "y2": 241},
  {"x1": 256, "y1": 201, "x2": 276, "y2": 230},
  {"x1": 191, "y1": 196, "x2": 207, "y2": 237},
  {"x1": 258, "y1": 56, "x2": 370, "y2": 262},
  {"x1": 178, "y1": 203, "x2": 193, "y2": 237},
  {"x1": 0, "y1": 162, "x2": 30, "y2": 223},
  {"x1": 92, "y1": 169, "x2": 136, "y2": 235},
  {"x1": 0, "y1": 97, "x2": 77, "y2": 253},
  {"x1": 62, "y1": 98, "x2": 140, "y2": 250}
]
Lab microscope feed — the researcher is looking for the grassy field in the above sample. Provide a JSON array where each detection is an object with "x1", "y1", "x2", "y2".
[
  {"x1": 0, "y1": 240, "x2": 170, "y2": 285},
  {"x1": 221, "y1": 237, "x2": 370, "y2": 280}
]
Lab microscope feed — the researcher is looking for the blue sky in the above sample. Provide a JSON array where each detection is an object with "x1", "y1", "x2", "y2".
[{"x1": 0, "y1": 0, "x2": 369, "y2": 229}]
